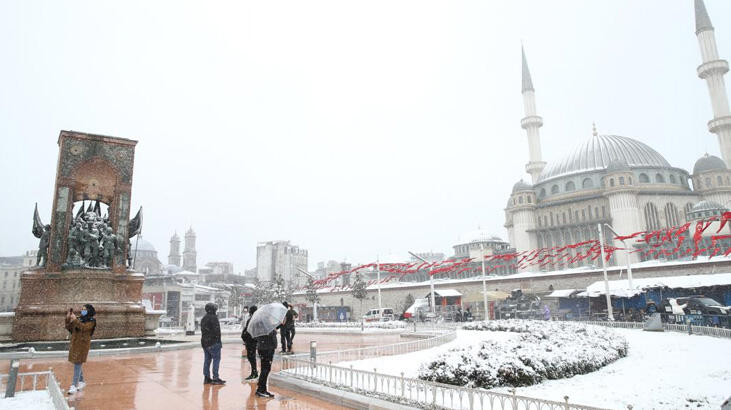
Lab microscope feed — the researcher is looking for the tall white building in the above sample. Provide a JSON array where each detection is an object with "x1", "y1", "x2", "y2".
[
  {"x1": 256, "y1": 240, "x2": 308, "y2": 288},
  {"x1": 505, "y1": 1, "x2": 731, "y2": 271},
  {"x1": 0, "y1": 251, "x2": 35, "y2": 312}
]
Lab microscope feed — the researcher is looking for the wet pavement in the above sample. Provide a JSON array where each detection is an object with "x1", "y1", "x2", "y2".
[{"x1": 0, "y1": 333, "x2": 404, "y2": 410}]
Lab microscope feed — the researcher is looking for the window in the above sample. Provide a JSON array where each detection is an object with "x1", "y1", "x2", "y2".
[
  {"x1": 582, "y1": 178, "x2": 594, "y2": 189},
  {"x1": 565, "y1": 181, "x2": 576, "y2": 192},
  {"x1": 539, "y1": 188, "x2": 546, "y2": 198},
  {"x1": 684, "y1": 203, "x2": 694, "y2": 222},
  {"x1": 518, "y1": 196, "x2": 523, "y2": 204},
  {"x1": 574, "y1": 211, "x2": 579, "y2": 221},
  {"x1": 562, "y1": 213, "x2": 567, "y2": 224},
  {"x1": 629, "y1": 177, "x2": 632, "y2": 184},
  {"x1": 655, "y1": 174, "x2": 665, "y2": 183},
  {"x1": 551, "y1": 185, "x2": 559, "y2": 194},
  {"x1": 644, "y1": 203, "x2": 660, "y2": 231},
  {"x1": 705, "y1": 177, "x2": 712, "y2": 187},
  {"x1": 581, "y1": 210, "x2": 586, "y2": 221},
  {"x1": 527, "y1": 196, "x2": 532, "y2": 203},
  {"x1": 610, "y1": 179, "x2": 615, "y2": 187},
  {"x1": 619, "y1": 176, "x2": 625, "y2": 185},
  {"x1": 670, "y1": 174, "x2": 677, "y2": 184},
  {"x1": 639, "y1": 173, "x2": 649, "y2": 183},
  {"x1": 602, "y1": 206, "x2": 607, "y2": 218},
  {"x1": 595, "y1": 207, "x2": 599, "y2": 219},
  {"x1": 718, "y1": 176, "x2": 724, "y2": 186},
  {"x1": 665, "y1": 203, "x2": 680, "y2": 227}
]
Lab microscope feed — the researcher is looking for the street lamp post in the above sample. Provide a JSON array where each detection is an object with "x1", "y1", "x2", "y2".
[
  {"x1": 409, "y1": 251, "x2": 435, "y2": 315},
  {"x1": 597, "y1": 224, "x2": 614, "y2": 321},
  {"x1": 297, "y1": 267, "x2": 317, "y2": 322},
  {"x1": 603, "y1": 223, "x2": 633, "y2": 291},
  {"x1": 376, "y1": 257, "x2": 382, "y2": 311},
  {"x1": 480, "y1": 243, "x2": 489, "y2": 321}
]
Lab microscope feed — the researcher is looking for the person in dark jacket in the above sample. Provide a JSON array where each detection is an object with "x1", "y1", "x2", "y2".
[
  {"x1": 241, "y1": 305, "x2": 258, "y2": 381},
  {"x1": 255, "y1": 323, "x2": 280, "y2": 398},
  {"x1": 201, "y1": 302, "x2": 225, "y2": 385},
  {"x1": 280, "y1": 302, "x2": 298, "y2": 353},
  {"x1": 65, "y1": 304, "x2": 96, "y2": 395}
]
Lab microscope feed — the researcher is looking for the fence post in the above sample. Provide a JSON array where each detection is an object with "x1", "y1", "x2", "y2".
[
  {"x1": 687, "y1": 319, "x2": 693, "y2": 335},
  {"x1": 328, "y1": 362, "x2": 332, "y2": 384},
  {"x1": 5, "y1": 359, "x2": 20, "y2": 398},
  {"x1": 310, "y1": 341, "x2": 317, "y2": 368},
  {"x1": 400, "y1": 372, "x2": 405, "y2": 397},
  {"x1": 564, "y1": 395, "x2": 570, "y2": 410},
  {"x1": 350, "y1": 365, "x2": 354, "y2": 389}
]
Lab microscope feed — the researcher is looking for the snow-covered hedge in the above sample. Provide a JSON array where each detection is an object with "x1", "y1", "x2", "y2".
[
  {"x1": 418, "y1": 320, "x2": 628, "y2": 389},
  {"x1": 297, "y1": 321, "x2": 407, "y2": 329}
]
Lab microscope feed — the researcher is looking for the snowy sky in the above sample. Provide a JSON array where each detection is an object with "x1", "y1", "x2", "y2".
[{"x1": 1, "y1": 1, "x2": 730, "y2": 272}]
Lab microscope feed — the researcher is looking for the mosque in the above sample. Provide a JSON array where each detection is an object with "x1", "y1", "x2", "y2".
[{"x1": 505, "y1": 0, "x2": 731, "y2": 270}]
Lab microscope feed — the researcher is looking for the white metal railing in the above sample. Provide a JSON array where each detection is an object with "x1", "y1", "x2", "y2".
[
  {"x1": 279, "y1": 357, "x2": 607, "y2": 410},
  {"x1": 0, "y1": 370, "x2": 70, "y2": 410},
  {"x1": 288, "y1": 329, "x2": 457, "y2": 364},
  {"x1": 579, "y1": 320, "x2": 731, "y2": 338}
]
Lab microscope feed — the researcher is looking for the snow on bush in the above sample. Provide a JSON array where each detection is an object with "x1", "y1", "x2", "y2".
[
  {"x1": 418, "y1": 320, "x2": 628, "y2": 389},
  {"x1": 297, "y1": 321, "x2": 406, "y2": 329}
]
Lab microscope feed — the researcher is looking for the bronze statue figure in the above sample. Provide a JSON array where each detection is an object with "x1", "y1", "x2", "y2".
[{"x1": 32, "y1": 203, "x2": 51, "y2": 267}]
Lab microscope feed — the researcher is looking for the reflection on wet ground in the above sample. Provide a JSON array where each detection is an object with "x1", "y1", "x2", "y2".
[{"x1": 0, "y1": 333, "x2": 404, "y2": 409}]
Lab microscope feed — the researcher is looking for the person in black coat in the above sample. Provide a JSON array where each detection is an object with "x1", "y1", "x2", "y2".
[
  {"x1": 255, "y1": 324, "x2": 280, "y2": 398},
  {"x1": 201, "y1": 302, "x2": 225, "y2": 385},
  {"x1": 280, "y1": 302, "x2": 298, "y2": 353},
  {"x1": 241, "y1": 305, "x2": 258, "y2": 381}
]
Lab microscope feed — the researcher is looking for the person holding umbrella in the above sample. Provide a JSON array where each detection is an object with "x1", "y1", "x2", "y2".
[
  {"x1": 241, "y1": 305, "x2": 258, "y2": 381},
  {"x1": 246, "y1": 302, "x2": 288, "y2": 398}
]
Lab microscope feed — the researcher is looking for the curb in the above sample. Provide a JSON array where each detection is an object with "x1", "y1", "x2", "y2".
[{"x1": 270, "y1": 372, "x2": 417, "y2": 410}]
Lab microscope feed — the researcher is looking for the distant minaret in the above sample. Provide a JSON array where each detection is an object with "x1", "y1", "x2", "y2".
[
  {"x1": 521, "y1": 47, "x2": 546, "y2": 183},
  {"x1": 183, "y1": 227, "x2": 197, "y2": 273},
  {"x1": 168, "y1": 232, "x2": 181, "y2": 267},
  {"x1": 695, "y1": 0, "x2": 731, "y2": 164}
]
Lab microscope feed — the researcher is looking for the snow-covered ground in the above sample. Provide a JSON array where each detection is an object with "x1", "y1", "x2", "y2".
[
  {"x1": 0, "y1": 390, "x2": 55, "y2": 410},
  {"x1": 340, "y1": 328, "x2": 731, "y2": 409}
]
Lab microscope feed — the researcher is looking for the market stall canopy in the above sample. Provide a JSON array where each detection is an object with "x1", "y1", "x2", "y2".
[
  {"x1": 582, "y1": 272, "x2": 731, "y2": 298},
  {"x1": 426, "y1": 289, "x2": 462, "y2": 298},
  {"x1": 464, "y1": 290, "x2": 510, "y2": 303},
  {"x1": 545, "y1": 289, "x2": 581, "y2": 298}
]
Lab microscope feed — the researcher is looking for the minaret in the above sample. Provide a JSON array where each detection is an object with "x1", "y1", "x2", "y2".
[
  {"x1": 168, "y1": 232, "x2": 181, "y2": 267},
  {"x1": 183, "y1": 227, "x2": 197, "y2": 273},
  {"x1": 521, "y1": 47, "x2": 546, "y2": 183},
  {"x1": 695, "y1": 0, "x2": 731, "y2": 164}
]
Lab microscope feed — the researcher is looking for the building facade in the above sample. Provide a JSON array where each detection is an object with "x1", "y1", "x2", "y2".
[
  {"x1": 256, "y1": 240, "x2": 308, "y2": 288},
  {"x1": 505, "y1": 1, "x2": 731, "y2": 271},
  {"x1": 0, "y1": 251, "x2": 35, "y2": 312}
]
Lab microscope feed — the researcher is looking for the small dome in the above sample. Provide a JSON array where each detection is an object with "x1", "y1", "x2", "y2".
[
  {"x1": 458, "y1": 230, "x2": 505, "y2": 244},
  {"x1": 693, "y1": 154, "x2": 727, "y2": 174},
  {"x1": 691, "y1": 200, "x2": 726, "y2": 212},
  {"x1": 606, "y1": 158, "x2": 630, "y2": 173},
  {"x1": 512, "y1": 180, "x2": 532, "y2": 193}
]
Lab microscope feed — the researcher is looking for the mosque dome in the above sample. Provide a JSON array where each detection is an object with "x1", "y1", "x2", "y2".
[
  {"x1": 131, "y1": 237, "x2": 157, "y2": 253},
  {"x1": 512, "y1": 180, "x2": 532, "y2": 193},
  {"x1": 693, "y1": 154, "x2": 727, "y2": 174},
  {"x1": 691, "y1": 200, "x2": 726, "y2": 213},
  {"x1": 538, "y1": 135, "x2": 671, "y2": 182},
  {"x1": 605, "y1": 158, "x2": 631, "y2": 173},
  {"x1": 458, "y1": 229, "x2": 505, "y2": 244}
]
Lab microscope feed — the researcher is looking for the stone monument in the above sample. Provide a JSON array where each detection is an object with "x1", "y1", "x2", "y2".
[{"x1": 13, "y1": 131, "x2": 146, "y2": 341}]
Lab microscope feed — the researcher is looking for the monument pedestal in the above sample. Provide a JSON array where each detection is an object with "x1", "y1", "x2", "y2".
[{"x1": 13, "y1": 269, "x2": 145, "y2": 341}]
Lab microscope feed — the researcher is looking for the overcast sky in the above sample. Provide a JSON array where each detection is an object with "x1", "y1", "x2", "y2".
[{"x1": 1, "y1": 1, "x2": 730, "y2": 272}]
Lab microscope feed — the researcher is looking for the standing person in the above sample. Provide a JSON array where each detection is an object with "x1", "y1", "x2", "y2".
[
  {"x1": 241, "y1": 305, "x2": 258, "y2": 381},
  {"x1": 65, "y1": 304, "x2": 96, "y2": 394},
  {"x1": 201, "y1": 303, "x2": 225, "y2": 385},
  {"x1": 281, "y1": 302, "x2": 298, "y2": 353},
  {"x1": 255, "y1": 327, "x2": 278, "y2": 398},
  {"x1": 543, "y1": 304, "x2": 551, "y2": 321}
]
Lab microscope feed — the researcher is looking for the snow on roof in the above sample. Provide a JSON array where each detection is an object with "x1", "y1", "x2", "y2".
[
  {"x1": 174, "y1": 270, "x2": 199, "y2": 276},
  {"x1": 545, "y1": 289, "x2": 581, "y2": 298},
  {"x1": 428, "y1": 289, "x2": 462, "y2": 297},
  {"x1": 584, "y1": 272, "x2": 731, "y2": 297}
]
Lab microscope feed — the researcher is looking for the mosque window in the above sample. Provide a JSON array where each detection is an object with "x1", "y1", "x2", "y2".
[
  {"x1": 670, "y1": 174, "x2": 677, "y2": 184},
  {"x1": 562, "y1": 213, "x2": 566, "y2": 224},
  {"x1": 644, "y1": 203, "x2": 660, "y2": 231},
  {"x1": 519, "y1": 196, "x2": 523, "y2": 204},
  {"x1": 539, "y1": 188, "x2": 546, "y2": 198},
  {"x1": 655, "y1": 174, "x2": 665, "y2": 183},
  {"x1": 665, "y1": 203, "x2": 680, "y2": 227},
  {"x1": 639, "y1": 173, "x2": 649, "y2": 183},
  {"x1": 551, "y1": 185, "x2": 559, "y2": 194},
  {"x1": 705, "y1": 177, "x2": 712, "y2": 187},
  {"x1": 565, "y1": 181, "x2": 576, "y2": 192},
  {"x1": 595, "y1": 207, "x2": 599, "y2": 219},
  {"x1": 619, "y1": 176, "x2": 625, "y2": 185},
  {"x1": 574, "y1": 211, "x2": 579, "y2": 221},
  {"x1": 527, "y1": 196, "x2": 532, "y2": 203},
  {"x1": 581, "y1": 210, "x2": 586, "y2": 221},
  {"x1": 602, "y1": 206, "x2": 607, "y2": 218},
  {"x1": 610, "y1": 179, "x2": 615, "y2": 187},
  {"x1": 582, "y1": 178, "x2": 593, "y2": 189},
  {"x1": 727, "y1": 176, "x2": 730, "y2": 185},
  {"x1": 718, "y1": 176, "x2": 724, "y2": 186}
]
